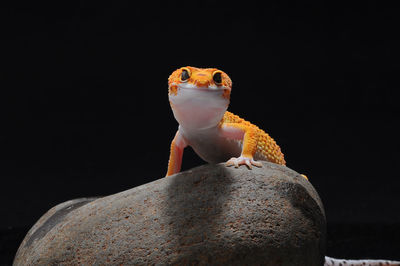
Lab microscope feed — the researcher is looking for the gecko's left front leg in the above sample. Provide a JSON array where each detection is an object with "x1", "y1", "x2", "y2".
[{"x1": 220, "y1": 123, "x2": 262, "y2": 169}]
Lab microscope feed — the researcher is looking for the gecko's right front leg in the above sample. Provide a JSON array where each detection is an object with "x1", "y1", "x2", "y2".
[{"x1": 166, "y1": 130, "x2": 187, "y2": 176}]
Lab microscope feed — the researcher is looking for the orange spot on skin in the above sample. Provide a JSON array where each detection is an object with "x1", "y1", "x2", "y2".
[
  {"x1": 222, "y1": 88, "x2": 231, "y2": 100},
  {"x1": 169, "y1": 84, "x2": 178, "y2": 95}
]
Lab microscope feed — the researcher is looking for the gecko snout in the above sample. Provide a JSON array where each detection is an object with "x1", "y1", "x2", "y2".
[
  {"x1": 194, "y1": 79, "x2": 210, "y2": 87},
  {"x1": 192, "y1": 72, "x2": 212, "y2": 87}
]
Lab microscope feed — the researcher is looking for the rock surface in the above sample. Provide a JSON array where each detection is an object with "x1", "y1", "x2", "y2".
[{"x1": 14, "y1": 162, "x2": 326, "y2": 266}]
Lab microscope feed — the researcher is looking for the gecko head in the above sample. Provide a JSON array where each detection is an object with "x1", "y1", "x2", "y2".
[
  {"x1": 168, "y1": 66, "x2": 232, "y2": 99},
  {"x1": 168, "y1": 66, "x2": 232, "y2": 130}
]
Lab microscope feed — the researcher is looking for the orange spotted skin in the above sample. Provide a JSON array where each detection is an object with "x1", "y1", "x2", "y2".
[{"x1": 221, "y1": 111, "x2": 286, "y2": 165}]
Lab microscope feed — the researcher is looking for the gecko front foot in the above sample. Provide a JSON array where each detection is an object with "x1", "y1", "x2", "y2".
[{"x1": 225, "y1": 156, "x2": 262, "y2": 169}]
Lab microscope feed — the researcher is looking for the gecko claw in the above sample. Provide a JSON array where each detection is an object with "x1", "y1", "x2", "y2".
[
  {"x1": 245, "y1": 160, "x2": 253, "y2": 169},
  {"x1": 225, "y1": 157, "x2": 239, "y2": 168},
  {"x1": 225, "y1": 156, "x2": 262, "y2": 169}
]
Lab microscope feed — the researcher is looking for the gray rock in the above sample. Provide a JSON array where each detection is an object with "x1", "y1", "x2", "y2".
[{"x1": 14, "y1": 162, "x2": 326, "y2": 266}]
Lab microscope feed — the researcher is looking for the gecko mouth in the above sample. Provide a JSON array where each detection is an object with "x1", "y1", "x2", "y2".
[
  {"x1": 187, "y1": 87, "x2": 219, "y2": 92},
  {"x1": 179, "y1": 83, "x2": 223, "y2": 92}
]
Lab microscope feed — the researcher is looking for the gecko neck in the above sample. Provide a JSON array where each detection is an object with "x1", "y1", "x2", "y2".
[{"x1": 169, "y1": 86, "x2": 229, "y2": 132}]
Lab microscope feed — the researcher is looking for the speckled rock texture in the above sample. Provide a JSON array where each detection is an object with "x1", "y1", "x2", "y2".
[{"x1": 14, "y1": 162, "x2": 326, "y2": 266}]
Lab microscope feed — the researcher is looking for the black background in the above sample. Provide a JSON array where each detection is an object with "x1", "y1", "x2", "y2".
[{"x1": 1, "y1": 0, "x2": 400, "y2": 264}]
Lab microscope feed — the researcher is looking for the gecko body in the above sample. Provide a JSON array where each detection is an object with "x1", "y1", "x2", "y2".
[
  {"x1": 165, "y1": 67, "x2": 399, "y2": 266},
  {"x1": 167, "y1": 66, "x2": 285, "y2": 176}
]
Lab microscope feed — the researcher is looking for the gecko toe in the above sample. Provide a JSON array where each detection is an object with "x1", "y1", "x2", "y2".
[
  {"x1": 251, "y1": 159, "x2": 262, "y2": 168},
  {"x1": 245, "y1": 159, "x2": 253, "y2": 169},
  {"x1": 225, "y1": 158, "x2": 236, "y2": 167}
]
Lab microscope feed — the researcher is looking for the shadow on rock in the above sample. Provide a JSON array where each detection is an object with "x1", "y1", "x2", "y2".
[{"x1": 163, "y1": 164, "x2": 233, "y2": 264}]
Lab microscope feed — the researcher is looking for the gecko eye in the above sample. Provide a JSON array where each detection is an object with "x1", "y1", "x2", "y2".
[
  {"x1": 213, "y1": 71, "x2": 223, "y2": 85},
  {"x1": 180, "y1": 68, "x2": 190, "y2": 82}
]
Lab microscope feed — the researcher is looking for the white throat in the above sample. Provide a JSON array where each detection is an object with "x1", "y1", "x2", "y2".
[{"x1": 169, "y1": 83, "x2": 229, "y2": 131}]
